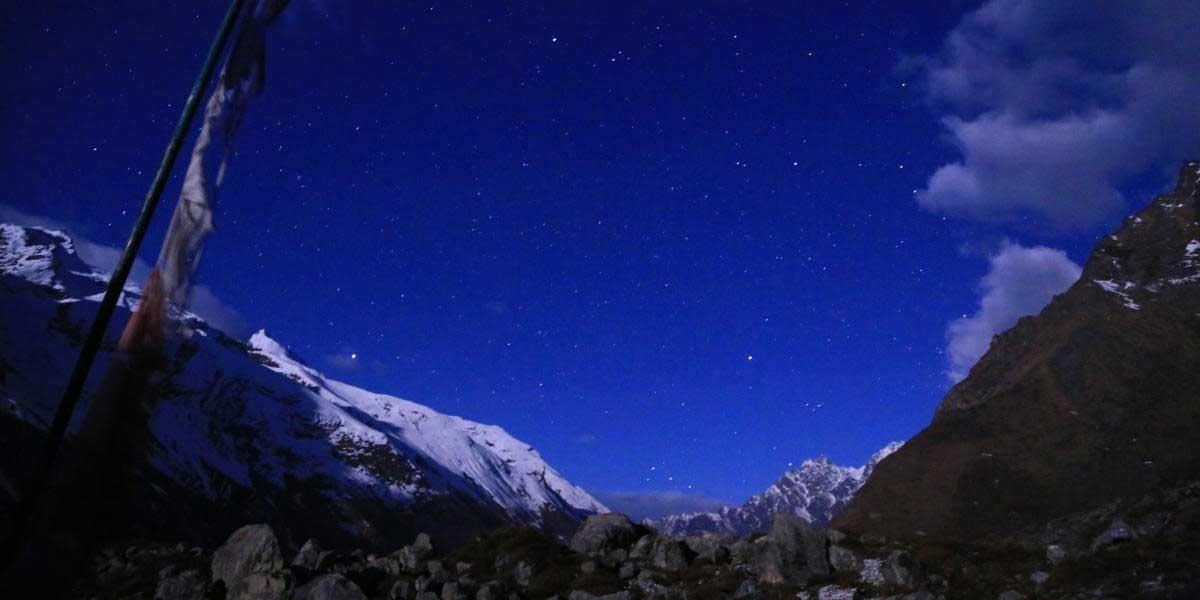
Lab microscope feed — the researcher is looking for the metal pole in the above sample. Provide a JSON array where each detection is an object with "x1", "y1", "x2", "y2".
[{"x1": 1, "y1": 0, "x2": 248, "y2": 570}]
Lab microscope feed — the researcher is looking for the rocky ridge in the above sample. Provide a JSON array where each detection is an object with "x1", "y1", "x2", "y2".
[
  {"x1": 836, "y1": 162, "x2": 1200, "y2": 545},
  {"x1": 649, "y1": 442, "x2": 903, "y2": 536}
]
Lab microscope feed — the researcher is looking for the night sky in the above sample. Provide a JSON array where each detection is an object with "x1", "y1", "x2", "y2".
[{"x1": 4, "y1": 2, "x2": 1195, "y2": 506}]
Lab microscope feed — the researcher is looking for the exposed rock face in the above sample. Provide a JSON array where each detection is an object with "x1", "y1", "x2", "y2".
[
  {"x1": 837, "y1": 162, "x2": 1200, "y2": 543},
  {"x1": 650, "y1": 441, "x2": 903, "y2": 536}
]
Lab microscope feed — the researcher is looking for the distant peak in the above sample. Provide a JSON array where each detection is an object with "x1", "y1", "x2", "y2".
[
  {"x1": 248, "y1": 329, "x2": 288, "y2": 358},
  {"x1": 1173, "y1": 160, "x2": 1200, "y2": 194}
]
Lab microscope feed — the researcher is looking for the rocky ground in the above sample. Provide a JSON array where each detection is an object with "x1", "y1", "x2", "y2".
[{"x1": 48, "y1": 477, "x2": 1199, "y2": 600}]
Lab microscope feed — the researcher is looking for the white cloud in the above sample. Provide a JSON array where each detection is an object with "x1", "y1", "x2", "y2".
[
  {"x1": 916, "y1": 0, "x2": 1200, "y2": 229},
  {"x1": 946, "y1": 241, "x2": 1081, "y2": 381},
  {"x1": 0, "y1": 204, "x2": 247, "y2": 335}
]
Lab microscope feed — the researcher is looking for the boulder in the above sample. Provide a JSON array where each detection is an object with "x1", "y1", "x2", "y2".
[
  {"x1": 227, "y1": 573, "x2": 290, "y2": 600},
  {"x1": 155, "y1": 568, "x2": 207, "y2": 600},
  {"x1": 566, "y1": 590, "x2": 633, "y2": 600},
  {"x1": 442, "y1": 581, "x2": 467, "y2": 600},
  {"x1": 734, "y1": 580, "x2": 761, "y2": 599},
  {"x1": 651, "y1": 539, "x2": 694, "y2": 571},
  {"x1": 399, "y1": 533, "x2": 435, "y2": 572},
  {"x1": 1091, "y1": 517, "x2": 1135, "y2": 551},
  {"x1": 211, "y1": 524, "x2": 285, "y2": 586},
  {"x1": 568, "y1": 592, "x2": 632, "y2": 600},
  {"x1": 815, "y1": 586, "x2": 857, "y2": 600},
  {"x1": 683, "y1": 535, "x2": 730, "y2": 564},
  {"x1": 1045, "y1": 544, "x2": 1067, "y2": 565},
  {"x1": 211, "y1": 524, "x2": 289, "y2": 599},
  {"x1": 828, "y1": 545, "x2": 861, "y2": 573},
  {"x1": 390, "y1": 579, "x2": 413, "y2": 600},
  {"x1": 618, "y1": 562, "x2": 636, "y2": 579},
  {"x1": 629, "y1": 535, "x2": 654, "y2": 560},
  {"x1": 417, "y1": 573, "x2": 446, "y2": 594},
  {"x1": 1030, "y1": 570, "x2": 1049, "y2": 587},
  {"x1": 513, "y1": 561, "x2": 533, "y2": 588},
  {"x1": 293, "y1": 539, "x2": 324, "y2": 570},
  {"x1": 754, "y1": 514, "x2": 829, "y2": 584},
  {"x1": 635, "y1": 577, "x2": 675, "y2": 599},
  {"x1": 294, "y1": 574, "x2": 369, "y2": 600},
  {"x1": 368, "y1": 553, "x2": 404, "y2": 576},
  {"x1": 859, "y1": 551, "x2": 919, "y2": 588},
  {"x1": 475, "y1": 582, "x2": 499, "y2": 600},
  {"x1": 728, "y1": 539, "x2": 756, "y2": 565},
  {"x1": 569, "y1": 514, "x2": 640, "y2": 555}
]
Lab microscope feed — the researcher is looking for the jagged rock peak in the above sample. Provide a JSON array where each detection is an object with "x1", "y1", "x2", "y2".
[{"x1": 648, "y1": 441, "x2": 904, "y2": 536}]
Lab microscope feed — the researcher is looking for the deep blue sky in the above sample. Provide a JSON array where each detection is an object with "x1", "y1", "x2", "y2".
[{"x1": 2, "y1": 1, "x2": 1148, "y2": 504}]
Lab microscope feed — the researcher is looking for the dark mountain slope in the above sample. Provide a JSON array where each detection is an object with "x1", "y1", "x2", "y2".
[{"x1": 836, "y1": 162, "x2": 1200, "y2": 543}]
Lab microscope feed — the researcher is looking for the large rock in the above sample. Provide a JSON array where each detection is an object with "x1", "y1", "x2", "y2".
[
  {"x1": 683, "y1": 534, "x2": 731, "y2": 564},
  {"x1": 293, "y1": 539, "x2": 324, "y2": 570},
  {"x1": 398, "y1": 533, "x2": 435, "y2": 572},
  {"x1": 859, "y1": 551, "x2": 919, "y2": 588},
  {"x1": 570, "y1": 514, "x2": 640, "y2": 555},
  {"x1": 155, "y1": 568, "x2": 207, "y2": 600},
  {"x1": 568, "y1": 592, "x2": 633, "y2": 600},
  {"x1": 1091, "y1": 517, "x2": 1136, "y2": 551},
  {"x1": 211, "y1": 524, "x2": 287, "y2": 598},
  {"x1": 212, "y1": 524, "x2": 284, "y2": 583},
  {"x1": 295, "y1": 574, "x2": 369, "y2": 600},
  {"x1": 828, "y1": 545, "x2": 861, "y2": 573},
  {"x1": 651, "y1": 538, "x2": 695, "y2": 571},
  {"x1": 396, "y1": 535, "x2": 434, "y2": 571},
  {"x1": 754, "y1": 514, "x2": 829, "y2": 585}
]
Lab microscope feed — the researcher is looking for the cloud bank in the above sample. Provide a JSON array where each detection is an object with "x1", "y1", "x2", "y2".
[
  {"x1": 946, "y1": 241, "x2": 1080, "y2": 381},
  {"x1": 593, "y1": 490, "x2": 732, "y2": 522},
  {"x1": 916, "y1": 0, "x2": 1200, "y2": 229}
]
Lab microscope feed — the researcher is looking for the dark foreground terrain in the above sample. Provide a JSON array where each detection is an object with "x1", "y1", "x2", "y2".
[{"x1": 49, "y1": 479, "x2": 1200, "y2": 599}]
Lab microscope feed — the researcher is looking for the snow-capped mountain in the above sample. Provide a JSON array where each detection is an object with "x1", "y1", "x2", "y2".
[
  {"x1": 0, "y1": 223, "x2": 604, "y2": 548},
  {"x1": 648, "y1": 441, "x2": 902, "y2": 536}
]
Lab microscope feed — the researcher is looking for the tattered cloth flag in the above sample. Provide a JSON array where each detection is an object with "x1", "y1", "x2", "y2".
[{"x1": 121, "y1": 0, "x2": 291, "y2": 352}]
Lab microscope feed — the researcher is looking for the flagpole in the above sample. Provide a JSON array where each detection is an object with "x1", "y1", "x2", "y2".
[{"x1": 1, "y1": 0, "x2": 248, "y2": 570}]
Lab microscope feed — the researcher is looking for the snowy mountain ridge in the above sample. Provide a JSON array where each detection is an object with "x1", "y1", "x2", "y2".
[
  {"x1": 648, "y1": 441, "x2": 903, "y2": 536},
  {"x1": 0, "y1": 223, "x2": 604, "y2": 547}
]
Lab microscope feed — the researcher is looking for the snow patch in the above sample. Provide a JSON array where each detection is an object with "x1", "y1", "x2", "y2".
[
  {"x1": 1094, "y1": 279, "x2": 1141, "y2": 310},
  {"x1": 1, "y1": 223, "x2": 607, "y2": 525}
]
